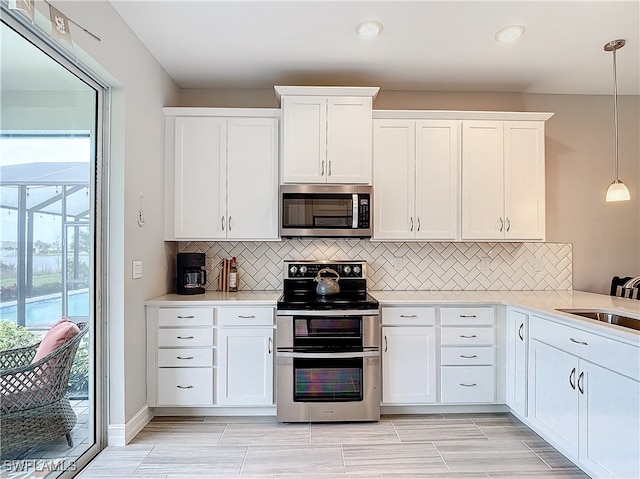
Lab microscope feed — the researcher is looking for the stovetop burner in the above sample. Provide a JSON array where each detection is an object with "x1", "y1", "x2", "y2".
[{"x1": 277, "y1": 260, "x2": 378, "y2": 312}]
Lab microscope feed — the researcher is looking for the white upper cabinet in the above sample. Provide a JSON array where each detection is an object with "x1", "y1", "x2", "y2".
[
  {"x1": 462, "y1": 119, "x2": 547, "y2": 241},
  {"x1": 276, "y1": 86, "x2": 379, "y2": 184},
  {"x1": 165, "y1": 109, "x2": 279, "y2": 241},
  {"x1": 373, "y1": 118, "x2": 459, "y2": 240}
]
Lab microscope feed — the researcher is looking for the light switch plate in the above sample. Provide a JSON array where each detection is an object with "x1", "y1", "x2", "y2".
[{"x1": 132, "y1": 260, "x2": 143, "y2": 279}]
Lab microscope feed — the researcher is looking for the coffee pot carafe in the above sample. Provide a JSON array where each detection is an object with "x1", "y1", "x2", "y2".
[{"x1": 176, "y1": 252, "x2": 206, "y2": 295}]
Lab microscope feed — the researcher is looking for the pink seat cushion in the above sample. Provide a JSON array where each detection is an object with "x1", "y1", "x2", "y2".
[{"x1": 32, "y1": 318, "x2": 80, "y2": 363}]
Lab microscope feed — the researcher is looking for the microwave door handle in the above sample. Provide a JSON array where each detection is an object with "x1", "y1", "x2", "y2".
[{"x1": 352, "y1": 194, "x2": 358, "y2": 228}]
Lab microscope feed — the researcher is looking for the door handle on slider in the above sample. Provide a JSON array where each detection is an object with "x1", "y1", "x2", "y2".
[{"x1": 569, "y1": 367, "x2": 576, "y2": 390}]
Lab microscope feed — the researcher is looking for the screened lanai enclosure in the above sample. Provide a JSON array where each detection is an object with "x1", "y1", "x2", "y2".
[{"x1": 0, "y1": 158, "x2": 91, "y2": 330}]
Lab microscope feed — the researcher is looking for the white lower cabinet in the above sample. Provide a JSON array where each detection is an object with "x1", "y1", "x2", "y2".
[
  {"x1": 147, "y1": 304, "x2": 275, "y2": 409},
  {"x1": 505, "y1": 308, "x2": 528, "y2": 417},
  {"x1": 440, "y1": 306, "x2": 496, "y2": 404},
  {"x1": 528, "y1": 315, "x2": 640, "y2": 479},
  {"x1": 381, "y1": 308, "x2": 436, "y2": 404},
  {"x1": 216, "y1": 327, "x2": 274, "y2": 406},
  {"x1": 216, "y1": 306, "x2": 275, "y2": 406},
  {"x1": 147, "y1": 306, "x2": 215, "y2": 407}
]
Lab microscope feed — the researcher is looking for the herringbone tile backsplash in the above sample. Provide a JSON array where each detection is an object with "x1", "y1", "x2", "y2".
[{"x1": 179, "y1": 240, "x2": 572, "y2": 291}]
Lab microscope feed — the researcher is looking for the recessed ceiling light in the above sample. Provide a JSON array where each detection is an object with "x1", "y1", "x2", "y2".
[
  {"x1": 356, "y1": 20, "x2": 383, "y2": 39},
  {"x1": 495, "y1": 25, "x2": 525, "y2": 44}
]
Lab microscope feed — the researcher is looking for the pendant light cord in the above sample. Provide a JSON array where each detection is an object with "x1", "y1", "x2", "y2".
[{"x1": 613, "y1": 47, "x2": 620, "y2": 181}]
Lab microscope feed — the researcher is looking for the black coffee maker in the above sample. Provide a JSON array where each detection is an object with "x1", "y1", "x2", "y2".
[{"x1": 176, "y1": 252, "x2": 206, "y2": 295}]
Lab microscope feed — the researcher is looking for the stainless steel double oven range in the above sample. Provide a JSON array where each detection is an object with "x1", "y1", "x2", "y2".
[{"x1": 276, "y1": 260, "x2": 380, "y2": 422}]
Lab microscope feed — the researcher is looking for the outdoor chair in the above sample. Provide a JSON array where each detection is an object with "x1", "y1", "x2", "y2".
[{"x1": 0, "y1": 320, "x2": 87, "y2": 458}]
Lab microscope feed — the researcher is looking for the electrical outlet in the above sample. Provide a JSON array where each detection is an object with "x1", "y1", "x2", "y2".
[
  {"x1": 480, "y1": 256, "x2": 491, "y2": 272},
  {"x1": 393, "y1": 256, "x2": 403, "y2": 271}
]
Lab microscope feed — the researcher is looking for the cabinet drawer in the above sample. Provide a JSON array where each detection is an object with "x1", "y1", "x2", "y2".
[
  {"x1": 441, "y1": 327, "x2": 494, "y2": 346},
  {"x1": 441, "y1": 346, "x2": 495, "y2": 366},
  {"x1": 441, "y1": 307, "x2": 495, "y2": 326},
  {"x1": 441, "y1": 366, "x2": 496, "y2": 403},
  {"x1": 158, "y1": 307, "x2": 214, "y2": 327},
  {"x1": 530, "y1": 316, "x2": 640, "y2": 381},
  {"x1": 158, "y1": 328, "x2": 214, "y2": 347},
  {"x1": 157, "y1": 368, "x2": 213, "y2": 406},
  {"x1": 217, "y1": 307, "x2": 274, "y2": 326},
  {"x1": 158, "y1": 348, "x2": 213, "y2": 367},
  {"x1": 382, "y1": 307, "x2": 436, "y2": 326}
]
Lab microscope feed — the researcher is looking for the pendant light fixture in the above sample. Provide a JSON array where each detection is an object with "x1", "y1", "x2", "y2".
[{"x1": 604, "y1": 39, "x2": 631, "y2": 202}]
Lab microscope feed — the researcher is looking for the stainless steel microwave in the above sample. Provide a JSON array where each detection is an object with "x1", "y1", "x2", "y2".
[{"x1": 279, "y1": 185, "x2": 372, "y2": 238}]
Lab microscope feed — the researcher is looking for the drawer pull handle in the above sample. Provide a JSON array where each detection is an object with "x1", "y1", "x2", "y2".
[
  {"x1": 459, "y1": 315, "x2": 477, "y2": 318},
  {"x1": 460, "y1": 335, "x2": 477, "y2": 338},
  {"x1": 460, "y1": 354, "x2": 478, "y2": 359},
  {"x1": 384, "y1": 335, "x2": 388, "y2": 352},
  {"x1": 569, "y1": 337, "x2": 588, "y2": 346},
  {"x1": 460, "y1": 383, "x2": 477, "y2": 387},
  {"x1": 569, "y1": 367, "x2": 576, "y2": 390},
  {"x1": 177, "y1": 336, "x2": 195, "y2": 340},
  {"x1": 177, "y1": 315, "x2": 195, "y2": 319},
  {"x1": 177, "y1": 385, "x2": 194, "y2": 389},
  {"x1": 268, "y1": 337, "x2": 272, "y2": 354},
  {"x1": 177, "y1": 356, "x2": 194, "y2": 360},
  {"x1": 399, "y1": 314, "x2": 417, "y2": 318},
  {"x1": 238, "y1": 315, "x2": 256, "y2": 319}
]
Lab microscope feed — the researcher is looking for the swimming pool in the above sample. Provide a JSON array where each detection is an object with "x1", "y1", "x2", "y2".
[{"x1": 0, "y1": 290, "x2": 89, "y2": 328}]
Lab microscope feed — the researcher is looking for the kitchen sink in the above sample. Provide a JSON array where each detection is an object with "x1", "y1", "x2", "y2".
[{"x1": 556, "y1": 309, "x2": 640, "y2": 331}]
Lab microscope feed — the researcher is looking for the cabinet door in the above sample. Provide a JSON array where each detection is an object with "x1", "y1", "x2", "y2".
[
  {"x1": 505, "y1": 309, "x2": 528, "y2": 417},
  {"x1": 504, "y1": 121, "x2": 545, "y2": 240},
  {"x1": 579, "y1": 360, "x2": 640, "y2": 479},
  {"x1": 173, "y1": 117, "x2": 226, "y2": 239},
  {"x1": 227, "y1": 118, "x2": 279, "y2": 239},
  {"x1": 372, "y1": 120, "x2": 415, "y2": 240},
  {"x1": 382, "y1": 326, "x2": 436, "y2": 404},
  {"x1": 528, "y1": 339, "x2": 579, "y2": 458},
  {"x1": 217, "y1": 327, "x2": 274, "y2": 406},
  {"x1": 281, "y1": 96, "x2": 326, "y2": 183},
  {"x1": 462, "y1": 121, "x2": 504, "y2": 240},
  {"x1": 415, "y1": 120, "x2": 460, "y2": 240},
  {"x1": 326, "y1": 97, "x2": 373, "y2": 183}
]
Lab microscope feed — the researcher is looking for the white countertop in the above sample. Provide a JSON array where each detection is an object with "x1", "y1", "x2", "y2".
[
  {"x1": 371, "y1": 290, "x2": 640, "y2": 342},
  {"x1": 145, "y1": 289, "x2": 640, "y2": 342},
  {"x1": 145, "y1": 290, "x2": 281, "y2": 306}
]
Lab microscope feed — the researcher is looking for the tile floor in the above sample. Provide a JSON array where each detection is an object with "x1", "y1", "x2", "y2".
[{"x1": 75, "y1": 413, "x2": 591, "y2": 479}]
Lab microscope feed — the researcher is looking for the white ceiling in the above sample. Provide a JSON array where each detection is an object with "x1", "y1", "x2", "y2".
[{"x1": 109, "y1": 0, "x2": 640, "y2": 96}]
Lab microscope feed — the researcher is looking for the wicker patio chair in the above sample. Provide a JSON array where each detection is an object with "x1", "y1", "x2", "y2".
[{"x1": 0, "y1": 322, "x2": 87, "y2": 458}]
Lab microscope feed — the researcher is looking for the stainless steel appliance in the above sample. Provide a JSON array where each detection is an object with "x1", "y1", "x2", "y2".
[
  {"x1": 176, "y1": 252, "x2": 206, "y2": 295},
  {"x1": 276, "y1": 260, "x2": 380, "y2": 422},
  {"x1": 279, "y1": 185, "x2": 372, "y2": 238}
]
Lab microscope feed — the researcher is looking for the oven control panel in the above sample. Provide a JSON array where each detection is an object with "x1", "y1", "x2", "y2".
[{"x1": 284, "y1": 261, "x2": 366, "y2": 279}]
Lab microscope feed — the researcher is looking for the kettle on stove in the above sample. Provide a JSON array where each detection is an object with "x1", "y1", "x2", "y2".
[{"x1": 314, "y1": 268, "x2": 340, "y2": 296}]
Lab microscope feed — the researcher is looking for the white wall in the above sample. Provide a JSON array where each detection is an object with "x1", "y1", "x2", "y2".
[
  {"x1": 34, "y1": 0, "x2": 181, "y2": 432},
  {"x1": 180, "y1": 88, "x2": 640, "y2": 294}
]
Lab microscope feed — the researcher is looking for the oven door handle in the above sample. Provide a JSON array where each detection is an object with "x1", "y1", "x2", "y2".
[{"x1": 276, "y1": 351, "x2": 379, "y2": 359}]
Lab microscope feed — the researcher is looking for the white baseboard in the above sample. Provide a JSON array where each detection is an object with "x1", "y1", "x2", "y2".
[{"x1": 107, "y1": 404, "x2": 153, "y2": 446}]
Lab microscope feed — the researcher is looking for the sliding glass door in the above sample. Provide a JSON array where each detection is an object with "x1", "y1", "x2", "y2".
[{"x1": 1, "y1": 10, "x2": 106, "y2": 477}]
